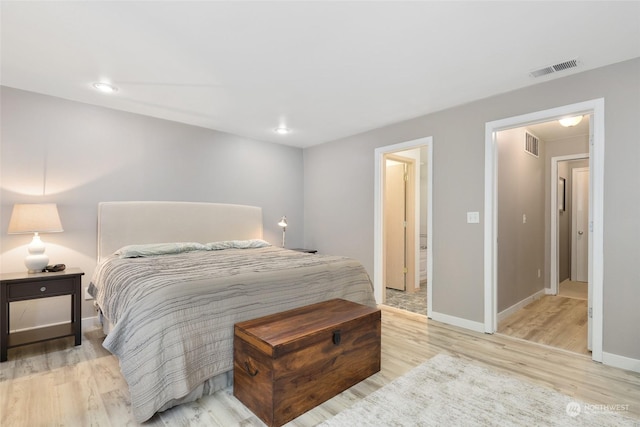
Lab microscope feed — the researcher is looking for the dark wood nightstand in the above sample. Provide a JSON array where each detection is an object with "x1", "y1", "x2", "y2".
[
  {"x1": 1, "y1": 268, "x2": 84, "y2": 362},
  {"x1": 291, "y1": 248, "x2": 318, "y2": 254}
]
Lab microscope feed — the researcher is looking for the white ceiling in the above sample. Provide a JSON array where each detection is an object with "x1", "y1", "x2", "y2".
[{"x1": 1, "y1": 2, "x2": 639, "y2": 148}]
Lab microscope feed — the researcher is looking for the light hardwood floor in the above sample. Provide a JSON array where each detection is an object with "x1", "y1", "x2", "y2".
[
  {"x1": 558, "y1": 279, "x2": 588, "y2": 300},
  {"x1": 1, "y1": 308, "x2": 639, "y2": 426},
  {"x1": 498, "y1": 294, "x2": 589, "y2": 355}
]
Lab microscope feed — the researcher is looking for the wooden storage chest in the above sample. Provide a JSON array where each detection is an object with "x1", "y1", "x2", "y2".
[{"x1": 233, "y1": 298, "x2": 381, "y2": 427}]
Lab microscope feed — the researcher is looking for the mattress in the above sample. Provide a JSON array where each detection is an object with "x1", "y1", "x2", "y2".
[{"x1": 89, "y1": 245, "x2": 376, "y2": 422}]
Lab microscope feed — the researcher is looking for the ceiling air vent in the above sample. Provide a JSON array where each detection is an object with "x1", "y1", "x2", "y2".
[
  {"x1": 525, "y1": 132, "x2": 539, "y2": 158},
  {"x1": 530, "y1": 58, "x2": 580, "y2": 78}
]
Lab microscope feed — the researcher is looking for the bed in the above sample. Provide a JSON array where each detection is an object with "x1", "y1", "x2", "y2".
[{"x1": 88, "y1": 201, "x2": 376, "y2": 422}]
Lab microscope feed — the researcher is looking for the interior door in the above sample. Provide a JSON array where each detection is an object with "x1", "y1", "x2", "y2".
[
  {"x1": 384, "y1": 159, "x2": 406, "y2": 290},
  {"x1": 572, "y1": 167, "x2": 589, "y2": 282}
]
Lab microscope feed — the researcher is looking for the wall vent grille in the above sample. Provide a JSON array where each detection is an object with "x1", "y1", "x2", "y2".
[
  {"x1": 530, "y1": 58, "x2": 580, "y2": 78},
  {"x1": 525, "y1": 132, "x2": 539, "y2": 157}
]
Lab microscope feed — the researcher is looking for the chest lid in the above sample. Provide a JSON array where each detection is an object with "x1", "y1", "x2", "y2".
[{"x1": 234, "y1": 298, "x2": 380, "y2": 358}]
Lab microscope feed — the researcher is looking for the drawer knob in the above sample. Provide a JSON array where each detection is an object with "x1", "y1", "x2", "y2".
[{"x1": 40, "y1": 286, "x2": 47, "y2": 292}]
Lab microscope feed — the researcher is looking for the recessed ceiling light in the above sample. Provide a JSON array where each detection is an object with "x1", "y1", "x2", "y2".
[
  {"x1": 92, "y1": 82, "x2": 118, "y2": 93},
  {"x1": 274, "y1": 126, "x2": 291, "y2": 135},
  {"x1": 558, "y1": 116, "x2": 583, "y2": 127}
]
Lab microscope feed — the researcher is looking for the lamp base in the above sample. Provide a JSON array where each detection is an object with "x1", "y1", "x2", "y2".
[
  {"x1": 25, "y1": 254, "x2": 49, "y2": 273},
  {"x1": 25, "y1": 234, "x2": 49, "y2": 273}
]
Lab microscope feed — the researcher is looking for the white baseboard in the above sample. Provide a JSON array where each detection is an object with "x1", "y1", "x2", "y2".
[
  {"x1": 497, "y1": 288, "x2": 546, "y2": 323},
  {"x1": 429, "y1": 311, "x2": 485, "y2": 333},
  {"x1": 81, "y1": 315, "x2": 102, "y2": 332},
  {"x1": 602, "y1": 351, "x2": 640, "y2": 374},
  {"x1": 9, "y1": 320, "x2": 71, "y2": 333},
  {"x1": 10, "y1": 316, "x2": 101, "y2": 334}
]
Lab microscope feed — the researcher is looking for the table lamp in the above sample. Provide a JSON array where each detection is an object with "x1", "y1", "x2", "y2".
[
  {"x1": 7, "y1": 203, "x2": 64, "y2": 273},
  {"x1": 277, "y1": 216, "x2": 287, "y2": 248}
]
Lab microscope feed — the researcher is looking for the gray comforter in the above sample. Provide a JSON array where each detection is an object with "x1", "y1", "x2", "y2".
[{"x1": 89, "y1": 246, "x2": 376, "y2": 422}]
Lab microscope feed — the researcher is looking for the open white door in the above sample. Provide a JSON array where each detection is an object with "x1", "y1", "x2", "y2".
[
  {"x1": 571, "y1": 167, "x2": 590, "y2": 282},
  {"x1": 385, "y1": 159, "x2": 408, "y2": 291},
  {"x1": 572, "y1": 166, "x2": 591, "y2": 350}
]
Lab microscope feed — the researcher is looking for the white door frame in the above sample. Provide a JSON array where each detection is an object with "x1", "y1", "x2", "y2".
[
  {"x1": 374, "y1": 137, "x2": 433, "y2": 315},
  {"x1": 550, "y1": 153, "x2": 589, "y2": 295},
  {"x1": 484, "y1": 99, "x2": 604, "y2": 362}
]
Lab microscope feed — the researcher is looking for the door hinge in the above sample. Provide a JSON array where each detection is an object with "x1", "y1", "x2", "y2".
[
  {"x1": 588, "y1": 307, "x2": 593, "y2": 318},
  {"x1": 403, "y1": 267, "x2": 408, "y2": 274},
  {"x1": 404, "y1": 173, "x2": 408, "y2": 182},
  {"x1": 403, "y1": 221, "x2": 407, "y2": 228}
]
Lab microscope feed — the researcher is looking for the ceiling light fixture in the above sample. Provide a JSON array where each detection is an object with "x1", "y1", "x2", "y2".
[
  {"x1": 274, "y1": 126, "x2": 291, "y2": 135},
  {"x1": 558, "y1": 115, "x2": 583, "y2": 127},
  {"x1": 92, "y1": 82, "x2": 118, "y2": 93}
]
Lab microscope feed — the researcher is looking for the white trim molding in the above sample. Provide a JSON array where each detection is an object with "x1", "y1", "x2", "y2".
[
  {"x1": 484, "y1": 98, "x2": 605, "y2": 363},
  {"x1": 602, "y1": 352, "x2": 640, "y2": 374},
  {"x1": 497, "y1": 289, "x2": 546, "y2": 323},
  {"x1": 430, "y1": 311, "x2": 485, "y2": 334}
]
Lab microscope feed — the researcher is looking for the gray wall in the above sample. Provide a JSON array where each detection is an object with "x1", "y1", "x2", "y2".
[
  {"x1": 304, "y1": 58, "x2": 640, "y2": 360},
  {"x1": 0, "y1": 87, "x2": 304, "y2": 329},
  {"x1": 496, "y1": 128, "x2": 546, "y2": 312}
]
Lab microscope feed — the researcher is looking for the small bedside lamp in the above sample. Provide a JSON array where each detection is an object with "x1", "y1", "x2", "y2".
[
  {"x1": 277, "y1": 216, "x2": 287, "y2": 248},
  {"x1": 8, "y1": 203, "x2": 64, "y2": 273}
]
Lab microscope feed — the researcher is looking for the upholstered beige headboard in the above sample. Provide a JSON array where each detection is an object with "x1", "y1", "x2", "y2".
[{"x1": 97, "y1": 201, "x2": 263, "y2": 261}]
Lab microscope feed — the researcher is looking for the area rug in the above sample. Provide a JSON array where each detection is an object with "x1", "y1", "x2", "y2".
[{"x1": 319, "y1": 354, "x2": 637, "y2": 426}]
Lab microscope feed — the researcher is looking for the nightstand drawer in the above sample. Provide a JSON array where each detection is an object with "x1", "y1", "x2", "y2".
[{"x1": 7, "y1": 278, "x2": 75, "y2": 300}]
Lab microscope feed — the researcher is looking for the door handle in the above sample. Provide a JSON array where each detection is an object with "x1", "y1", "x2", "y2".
[{"x1": 578, "y1": 230, "x2": 584, "y2": 235}]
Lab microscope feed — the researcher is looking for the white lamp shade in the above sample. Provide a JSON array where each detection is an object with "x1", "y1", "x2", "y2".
[
  {"x1": 8, "y1": 203, "x2": 64, "y2": 234},
  {"x1": 8, "y1": 203, "x2": 64, "y2": 273}
]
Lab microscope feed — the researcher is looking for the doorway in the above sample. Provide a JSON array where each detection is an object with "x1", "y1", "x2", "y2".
[
  {"x1": 550, "y1": 154, "x2": 589, "y2": 295},
  {"x1": 374, "y1": 137, "x2": 433, "y2": 317},
  {"x1": 484, "y1": 99, "x2": 604, "y2": 362},
  {"x1": 495, "y1": 129, "x2": 591, "y2": 355}
]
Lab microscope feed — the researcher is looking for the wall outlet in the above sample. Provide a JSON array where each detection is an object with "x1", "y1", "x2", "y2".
[{"x1": 84, "y1": 286, "x2": 94, "y2": 301}]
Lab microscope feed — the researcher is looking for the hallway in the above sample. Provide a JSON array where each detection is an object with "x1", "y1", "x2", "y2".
[{"x1": 498, "y1": 293, "x2": 589, "y2": 355}]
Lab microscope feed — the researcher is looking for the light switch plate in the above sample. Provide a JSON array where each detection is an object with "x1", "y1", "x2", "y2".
[{"x1": 467, "y1": 211, "x2": 480, "y2": 223}]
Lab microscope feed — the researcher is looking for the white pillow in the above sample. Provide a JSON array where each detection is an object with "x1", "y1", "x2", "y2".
[
  {"x1": 115, "y1": 242, "x2": 206, "y2": 258},
  {"x1": 205, "y1": 239, "x2": 271, "y2": 251}
]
